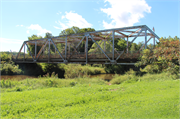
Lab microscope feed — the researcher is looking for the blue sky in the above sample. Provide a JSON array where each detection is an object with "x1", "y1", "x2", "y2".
[{"x1": 0, "y1": 0, "x2": 179, "y2": 52}]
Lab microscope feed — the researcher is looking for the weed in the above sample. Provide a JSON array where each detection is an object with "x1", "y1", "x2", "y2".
[{"x1": 1, "y1": 78, "x2": 179, "y2": 118}]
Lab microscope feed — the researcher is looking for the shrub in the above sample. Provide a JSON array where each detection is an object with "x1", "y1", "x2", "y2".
[
  {"x1": 0, "y1": 53, "x2": 11, "y2": 62},
  {"x1": 16, "y1": 87, "x2": 22, "y2": 91},
  {"x1": 45, "y1": 79, "x2": 58, "y2": 87},
  {"x1": 1, "y1": 62, "x2": 22, "y2": 75},
  {"x1": 110, "y1": 74, "x2": 127, "y2": 84},
  {"x1": 70, "y1": 81, "x2": 76, "y2": 87},
  {"x1": 0, "y1": 52, "x2": 22, "y2": 75},
  {"x1": 136, "y1": 37, "x2": 179, "y2": 77},
  {"x1": 1, "y1": 79, "x2": 12, "y2": 88},
  {"x1": 64, "y1": 64, "x2": 105, "y2": 79}
]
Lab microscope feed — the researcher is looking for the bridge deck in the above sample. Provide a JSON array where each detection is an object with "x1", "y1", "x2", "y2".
[{"x1": 14, "y1": 52, "x2": 140, "y2": 64}]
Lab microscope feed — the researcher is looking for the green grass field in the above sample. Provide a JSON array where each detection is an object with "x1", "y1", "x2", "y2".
[{"x1": 1, "y1": 73, "x2": 179, "y2": 118}]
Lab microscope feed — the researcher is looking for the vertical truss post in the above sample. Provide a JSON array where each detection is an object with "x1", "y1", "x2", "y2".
[
  {"x1": 43, "y1": 48, "x2": 44, "y2": 57},
  {"x1": 84, "y1": 38, "x2": 86, "y2": 58},
  {"x1": 35, "y1": 41, "x2": 37, "y2": 58},
  {"x1": 153, "y1": 36, "x2": 155, "y2": 48},
  {"x1": 153, "y1": 27, "x2": 155, "y2": 48},
  {"x1": 65, "y1": 36, "x2": 67, "y2": 60},
  {"x1": 145, "y1": 29, "x2": 147, "y2": 49},
  {"x1": 112, "y1": 30, "x2": 115, "y2": 60},
  {"x1": 68, "y1": 44, "x2": 70, "y2": 56},
  {"x1": 127, "y1": 37, "x2": 129, "y2": 53},
  {"x1": 55, "y1": 47, "x2": 56, "y2": 54},
  {"x1": 104, "y1": 40, "x2": 106, "y2": 52},
  {"x1": 24, "y1": 42, "x2": 25, "y2": 61},
  {"x1": 48, "y1": 39, "x2": 51, "y2": 63},
  {"x1": 86, "y1": 35, "x2": 88, "y2": 64}
]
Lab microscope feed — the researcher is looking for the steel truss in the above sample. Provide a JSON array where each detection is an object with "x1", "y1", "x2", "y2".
[{"x1": 14, "y1": 25, "x2": 160, "y2": 65}]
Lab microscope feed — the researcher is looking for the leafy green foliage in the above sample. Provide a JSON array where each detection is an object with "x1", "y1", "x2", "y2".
[
  {"x1": 1, "y1": 62, "x2": 22, "y2": 75},
  {"x1": 64, "y1": 64, "x2": 106, "y2": 78},
  {"x1": 27, "y1": 35, "x2": 43, "y2": 55},
  {"x1": 110, "y1": 69, "x2": 137, "y2": 84},
  {"x1": 104, "y1": 64, "x2": 124, "y2": 74},
  {"x1": 1, "y1": 52, "x2": 22, "y2": 75},
  {"x1": 38, "y1": 63, "x2": 65, "y2": 78},
  {"x1": 1, "y1": 52, "x2": 11, "y2": 62},
  {"x1": 59, "y1": 26, "x2": 95, "y2": 35},
  {"x1": 115, "y1": 38, "x2": 127, "y2": 51},
  {"x1": 136, "y1": 36, "x2": 179, "y2": 77}
]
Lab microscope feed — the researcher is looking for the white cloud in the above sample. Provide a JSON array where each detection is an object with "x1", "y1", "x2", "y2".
[
  {"x1": 16, "y1": 24, "x2": 23, "y2": 27},
  {"x1": 57, "y1": 11, "x2": 62, "y2": 15},
  {"x1": 61, "y1": 15, "x2": 65, "y2": 19},
  {"x1": 0, "y1": 38, "x2": 23, "y2": 44},
  {"x1": 101, "y1": 0, "x2": 151, "y2": 29},
  {"x1": 26, "y1": 30, "x2": 29, "y2": 34},
  {"x1": 27, "y1": 24, "x2": 51, "y2": 36},
  {"x1": 53, "y1": 26, "x2": 61, "y2": 29},
  {"x1": 0, "y1": 38, "x2": 24, "y2": 52},
  {"x1": 54, "y1": 11, "x2": 92, "y2": 30}
]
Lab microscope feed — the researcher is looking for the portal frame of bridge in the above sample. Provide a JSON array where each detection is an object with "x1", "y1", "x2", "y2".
[{"x1": 14, "y1": 25, "x2": 160, "y2": 65}]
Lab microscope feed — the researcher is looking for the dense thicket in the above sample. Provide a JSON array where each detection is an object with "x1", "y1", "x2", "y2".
[
  {"x1": 0, "y1": 52, "x2": 22, "y2": 75},
  {"x1": 136, "y1": 36, "x2": 179, "y2": 78}
]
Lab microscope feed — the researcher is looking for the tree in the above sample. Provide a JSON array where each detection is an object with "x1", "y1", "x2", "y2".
[
  {"x1": 88, "y1": 38, "x2": 127, "y2": 53},
  {"x1": 44, "y1": 32, "x2": 53, "y2": 38},
  {"x1": 135, "y1": 36, "x2": 179, "y2": 77},
  {"x1": 59, "y1": 26, "x2": 81, "y2": 36},
  {"x1": 27, "y1": 35, "x2": 43, "y2": 55},
  {"x1": 0, "y1": 52, "x2": 22, "y2": 75},
  {"x1": 80, "y1": 28, "x2": 95, "y2": 33},
  {"x1": 59, "y1": 26, "x2": 95, "y2": 53},
  {"x1": 130, "y1": 43, "x2": 138, "y2": 52},
  {"x1": 115, "y1": 38, "x2": 127, "y2": 51}
]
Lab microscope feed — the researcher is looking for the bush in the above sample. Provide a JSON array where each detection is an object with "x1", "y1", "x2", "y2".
[
  {"x1": 1, "y1": 79, "x2": 12, "y2": 88},
  {"x1": 136, "y1": 37, "x2": 179, "y2": 77},
  {"x1": 45, "y1": 79, "x2": 58, "y2": 87},
  {"x1": 110, "y1": 73, "x2": 138, "y2": 85},
  {"x1": 0, "y1": 53, "x2": 11, "y2": 62},
  {"x1": 0, "y1": 52, "x2": 22, "y2": 75},
  {"x1": 1, "y1": 62, "x2": 22, "y2": 75},
  {"x1": 64, "y1": 64, "x2": 105, "y2": 79}
]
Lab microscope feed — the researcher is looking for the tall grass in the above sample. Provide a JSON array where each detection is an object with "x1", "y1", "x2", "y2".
[
  {"x1": 64, "y1": 64, "x2": 106, "y2": 78},
  {"x1": 1, "y1": 77, "x2": 179, "y2": 118},
  {"x1": 1, "y1": 69, "x2": 179, "y2": 93},
  {"x1": 110, "y1": 69, "x2": 179, "y2": 85},
  {"x1": 0, "y1": 76, "x2": 106, "y2": 92}
]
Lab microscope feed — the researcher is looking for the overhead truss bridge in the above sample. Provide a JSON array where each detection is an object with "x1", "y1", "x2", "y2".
[{"x1": 14, "y1": 25, "x2": 160, "y2": 65}]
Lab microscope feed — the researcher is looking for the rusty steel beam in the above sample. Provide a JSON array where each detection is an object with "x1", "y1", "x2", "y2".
[{"x1": 14, "y1": 25, "x2": 160, "y2": 65}]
